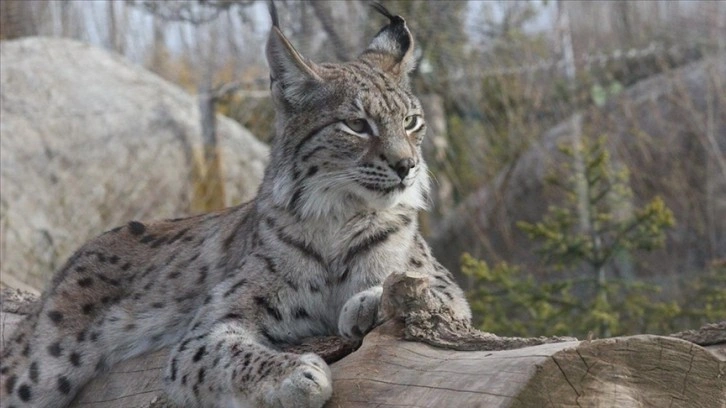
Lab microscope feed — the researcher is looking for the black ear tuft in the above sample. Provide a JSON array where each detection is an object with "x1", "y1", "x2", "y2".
[
  {"x1": 268, "y1": 0, "x2": 279, "y2": 28},
  {"x1": 370, "y1": 2, "x2": 395, "y2": 20},
  {"x1": 266, "y1": 2, "x2": 322, "y2": 108},
  {"x1": 360, "y1": 2, "x2": 416, "y2": 81}
]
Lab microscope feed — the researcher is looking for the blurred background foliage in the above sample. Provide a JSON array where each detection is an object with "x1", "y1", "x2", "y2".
[{"x1": 1, "y1": 0, "x2": 724, "y2": 337}]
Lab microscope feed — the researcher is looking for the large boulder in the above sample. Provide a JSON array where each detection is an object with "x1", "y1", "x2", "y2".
[
  {"x1": 0, "y1": 37, "x2": 269, "y2": 292},
  {"x1": 431, "y1": 57, "x2": 726, "y2": 281}
]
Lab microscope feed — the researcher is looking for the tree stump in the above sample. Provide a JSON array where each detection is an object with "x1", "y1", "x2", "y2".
[{"x1": 1, "y1": 273, "x2": 724, "y2": 408}]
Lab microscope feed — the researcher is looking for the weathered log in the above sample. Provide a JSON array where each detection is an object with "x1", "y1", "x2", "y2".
[
  {"x1": 1, "y1": 273, "x2": 724, "y2": 408},
  {"x1": 671, "y1": 321, "x2": 726, "y2": 346},
  {"x1": 329, "y1": 323, "x2": 725, "y2": 408}
]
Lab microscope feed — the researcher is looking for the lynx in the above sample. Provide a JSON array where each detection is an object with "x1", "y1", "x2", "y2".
[{"x1": 0, "y1": 3, "x2": 471, "y2": 407}]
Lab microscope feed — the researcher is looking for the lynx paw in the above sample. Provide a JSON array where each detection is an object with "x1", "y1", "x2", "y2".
[
  {"x1": 266, "y1": 353, "x2": 332, "y2": 408},
  {"x1": 338, "y1": 286, "x2": 383, "y2": 340}
]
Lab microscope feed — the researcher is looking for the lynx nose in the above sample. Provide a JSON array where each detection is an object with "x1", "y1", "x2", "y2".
[{"x1": 392, "y1": 158, "x2": 415, "y2": 180}]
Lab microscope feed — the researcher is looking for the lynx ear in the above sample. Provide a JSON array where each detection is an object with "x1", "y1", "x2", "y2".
[
  {"x1": 360, "y1": 2, "x2": 416, "y2": 82},
  {"x1": 266, "y1": 1, "x2": 322, "y2": 107}
]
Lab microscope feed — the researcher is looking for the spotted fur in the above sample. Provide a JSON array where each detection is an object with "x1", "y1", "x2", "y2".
[{"x1": 0, "y1": 4, "x2": 470, "y2": 407}]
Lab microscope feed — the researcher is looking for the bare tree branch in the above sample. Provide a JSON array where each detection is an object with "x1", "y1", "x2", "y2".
[
  {"x1": 130, "y1": 0, "x2": 255, "y2": 25},
  {"x1": 308, "y1": 0, "x2": 353, "y2": 61}
]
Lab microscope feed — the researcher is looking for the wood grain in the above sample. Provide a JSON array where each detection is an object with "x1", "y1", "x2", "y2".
[{"x1": 2, "y1": 282, "x2": 724, "y2": 408}]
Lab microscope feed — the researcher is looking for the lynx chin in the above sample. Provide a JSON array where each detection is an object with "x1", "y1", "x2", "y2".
[{"x1": 0, "y1": 3, "x2": 471, "y2": 407}]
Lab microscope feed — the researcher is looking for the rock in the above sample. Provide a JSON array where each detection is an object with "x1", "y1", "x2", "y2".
[
  {"x1": 431, "y1": 57, "x2": 726, "y2": 279},
  {"x1": 0, "y1": 37, "x2": 269, "y2": 292}
]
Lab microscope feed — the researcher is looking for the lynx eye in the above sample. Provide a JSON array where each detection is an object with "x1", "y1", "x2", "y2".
[
  {"x1": 404, "y1": 115, "x2": 421, "y2": 131},
  {"x1": 343, "y1": 118, "x2": 371, "y2": 135}
]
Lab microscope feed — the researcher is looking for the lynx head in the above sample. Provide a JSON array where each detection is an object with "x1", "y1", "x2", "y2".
[{"x1": 264, "y1": 2, "x2": 429, "y2": 219}]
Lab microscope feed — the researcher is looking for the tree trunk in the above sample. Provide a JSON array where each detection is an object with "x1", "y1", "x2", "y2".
[
  {"x1": 1, "y1": 275, "x2": 724, "y2": 408},
  {"x1": 0, "y1": 0, "x2": 39, "y2": 40},
  {"x1": 191, "y1": 23, "x2": 226, "y2": 213}
]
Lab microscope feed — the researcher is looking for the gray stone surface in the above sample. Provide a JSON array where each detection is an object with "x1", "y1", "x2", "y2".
[
  {"x1": 0, "y1": 37, "x2": 269, "y2": 292},
  {"x1": 431, "y1": 57, "x2": 726, "y2": 279}
]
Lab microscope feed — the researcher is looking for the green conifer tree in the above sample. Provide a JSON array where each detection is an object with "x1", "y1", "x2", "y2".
[
  {"x1": 464, "y1": 137, "x2": 680, "y2": 338},
  {"x1": 517, "y1": 138, "x2": 675, "y2": 337}
]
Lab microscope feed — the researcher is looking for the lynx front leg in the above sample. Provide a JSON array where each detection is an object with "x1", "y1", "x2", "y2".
[
  {"x1": 407, "y1": 234, "x2": 472, "y2": 322},
  {"x1": 427, "y1": 260, "x2": 472, "y2": 322},
  {"x1": 165, "y1": 319, "x2": 332, "y2": 408}
]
